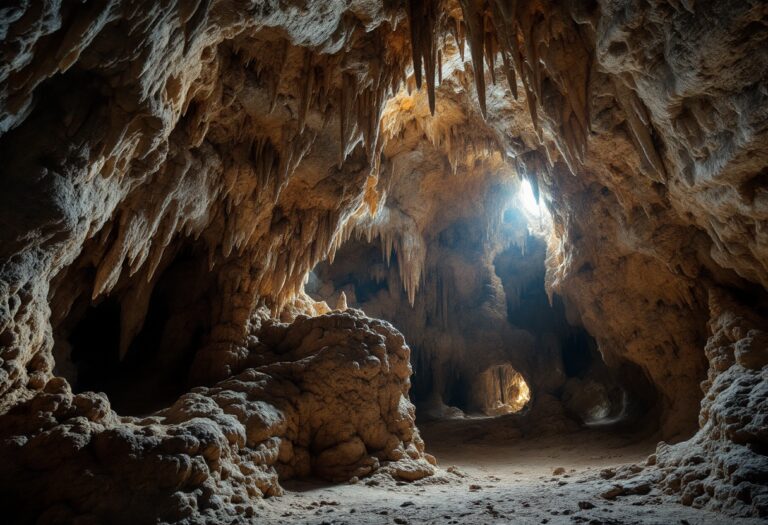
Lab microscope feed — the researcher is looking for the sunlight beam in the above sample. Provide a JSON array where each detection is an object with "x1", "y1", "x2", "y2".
[{"x1": 519, "y1": 179, "x2": 540, "y2": 216}]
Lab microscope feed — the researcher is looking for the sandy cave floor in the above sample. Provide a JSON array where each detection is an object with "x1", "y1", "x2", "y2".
[{"x1": 258, "y1": 417, "x2": 763, "y2": 525}]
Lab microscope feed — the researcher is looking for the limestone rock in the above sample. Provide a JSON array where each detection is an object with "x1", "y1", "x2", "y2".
[
  {"x1": 0, "y1": 310, "x2": 432, "y2": 523},
  {"x1": 653, "y1": 290, "x2": 768, "y2": 517}
]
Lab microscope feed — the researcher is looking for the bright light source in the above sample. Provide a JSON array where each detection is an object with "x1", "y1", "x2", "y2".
[{"x1": 519, "y1": 179, "x2": 540, "y2": 215}]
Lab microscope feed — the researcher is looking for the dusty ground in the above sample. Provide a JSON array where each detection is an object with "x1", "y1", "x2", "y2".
[{"x1": 259, "y1": 417, "x2": 761, "y2": 524}]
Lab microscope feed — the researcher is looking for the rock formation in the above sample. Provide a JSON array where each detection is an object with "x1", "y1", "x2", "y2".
[
  {"x1": 0, "y1": 309, "x2": 434, "y2": 523},
  {"x1": 0, "y1": 0, "x2": 766, "y2": 521},
  {"x1": 309, "y1": 96, "x2": 642, "y2": 428}
]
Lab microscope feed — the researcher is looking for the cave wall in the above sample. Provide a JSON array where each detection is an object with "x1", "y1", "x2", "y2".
[
  {"x1": 0, "y1": 3, "x2": 436, "y2": 522},
  {"x1": 0, "y1": 0, "x2": 766, "y2": 520},
  {"x1": 1, "y1": 1, "x2": 411, "y2": 404}
]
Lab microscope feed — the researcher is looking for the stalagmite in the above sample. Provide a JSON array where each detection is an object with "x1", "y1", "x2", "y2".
[{"x1": 335, "y1": 290, "x2": 348, "y2": 311}]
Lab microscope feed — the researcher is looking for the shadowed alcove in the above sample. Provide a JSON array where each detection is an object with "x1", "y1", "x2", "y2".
[{"x1": 53, "y1": 242, "x2": 217, "y2": 415}]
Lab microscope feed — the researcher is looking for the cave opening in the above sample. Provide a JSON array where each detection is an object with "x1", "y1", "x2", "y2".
[
  {"x1": 308, "y1": 198, "x2": 653, "y2": 432},
  {"x1": 436, "y1": 361, "x2": 533, "y2": 418},
  {"x1": 57, "y1": 242, "x2": 214, "y2": 415},
  {"x1": 67, "y1": 296, "x2": 122, "y2": 397},
  {"x1": 474, "y1": 363, "x2": 532, "y2": 416}
]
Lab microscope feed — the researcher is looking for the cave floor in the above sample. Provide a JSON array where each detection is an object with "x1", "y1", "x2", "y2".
[{"x1": 259, "y1": 418, "x2": 761, "y2": 525}]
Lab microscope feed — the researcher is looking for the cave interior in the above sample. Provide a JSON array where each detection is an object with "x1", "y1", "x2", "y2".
[{"x1": 0, "y1": 1, "x2": 767, "y2": 524}]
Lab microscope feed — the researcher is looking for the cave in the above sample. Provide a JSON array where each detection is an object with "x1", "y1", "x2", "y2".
[
  {"x1": 66, "y1": 296, "x2": 122, "y2": 396},
  {"x1": 1, "y1": 2, "x2": 767, "y2": 524},
  {"x1": 54, "y1": 242, "x2": 215, "y2": 415}
]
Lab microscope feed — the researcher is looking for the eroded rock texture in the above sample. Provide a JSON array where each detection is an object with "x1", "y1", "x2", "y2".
[
  {"x1": 0, "y1": 0, "x2": 767, "y2": 521},
  {"x1": 0, "y1": 310, "x2": 433, "y2": 523},
  {"x1": 652, "y1": 290, "x2": 768, "y2": 516},
  {"x1": 309, "y1": 85, "x2": 642, "y2": 431}
]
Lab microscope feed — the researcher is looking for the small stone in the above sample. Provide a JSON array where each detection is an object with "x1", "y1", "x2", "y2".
[
  {"x1": 578, "y1": 501, "x2": 595, "y2": 510},
  {"x1": 601, "y1": 485, "x2": 625, "y2": 500},
  {"x1": 553, "y1": 467, "x2": 566, "y2": 475},
  {"x1": 628, "y1": 482, "x2": 651, "y2": 495}
]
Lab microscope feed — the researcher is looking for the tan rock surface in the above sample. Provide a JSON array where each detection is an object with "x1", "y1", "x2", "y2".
[{"x1": 0, "y1": 310, "x2": 432, "y2": 523}]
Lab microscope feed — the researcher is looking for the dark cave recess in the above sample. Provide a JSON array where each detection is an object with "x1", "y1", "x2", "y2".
[{"x1": 55, "y1": 243, "x2": 215, "y2": 415}]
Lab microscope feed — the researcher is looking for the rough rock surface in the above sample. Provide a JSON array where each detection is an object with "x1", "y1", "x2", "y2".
[
  {"x1": 652, "y1": 290, "x2": 768, "y2": 516},
  {"x1": 0, "y1": 0, "x2": 767, "y2": 521},
  {"x1": 0, "y1": 309, "x2": 433, "y2": 523}
]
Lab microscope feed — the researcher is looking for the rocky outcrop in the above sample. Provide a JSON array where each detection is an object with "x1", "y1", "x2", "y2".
[
  {"x1": 0, "y1": 309, "x2": 433, "y2": 523},
  {"x1": 653, "y1": 290, "x2": 768, "y2": 516},
  {"x1": 597, "y1": 0, "x2": 768, "y2": 289}
]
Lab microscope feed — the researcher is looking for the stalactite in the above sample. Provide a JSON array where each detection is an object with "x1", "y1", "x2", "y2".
[
  {"x1": 269, "y1": 40, "x2": 288, "y2": 113},
  {"x1": 437, "y1": 48, "x2": 443, "y2": 85},
  {"x1": 298, "y1": 48, "x2": 313, "y2": 133},
  {"x1": 406, "y1": 0, "x2": 439, "y2": 115},
  {"x1": 612, "y1": 79, "x2": 668, "y2": 181},
  {"x1": 457, "y1": 0, "x2": 487, "y2": 118},
  {"x1": 501, "y1": 50, "x2": 517, "y2": 99},
  {"x1": 339, "y1": 72, "x2": 354, "y2": 166}
]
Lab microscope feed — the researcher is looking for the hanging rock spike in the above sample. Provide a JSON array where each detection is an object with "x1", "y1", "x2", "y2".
[{"x1": 458, "y1": 0, "x2": 488, "y2": 118}]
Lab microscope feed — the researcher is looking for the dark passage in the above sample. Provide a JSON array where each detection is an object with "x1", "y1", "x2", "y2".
[{"x1": 63, "y1": 244, "x2": 214, "y2": 415}]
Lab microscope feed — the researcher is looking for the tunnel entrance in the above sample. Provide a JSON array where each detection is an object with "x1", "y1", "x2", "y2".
[
  {"x1": 68, "y1": 296, "x2": 122, "y2": 396},
  {"x1": 473, "y1": 364, "x2": 532, "y2": 416},
  {"x1": 308, "y1": 223, "x2": 654, "y2": 431},
  {"x1": 54, "y1": 242, "x2": 215, "y2": 415}
]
